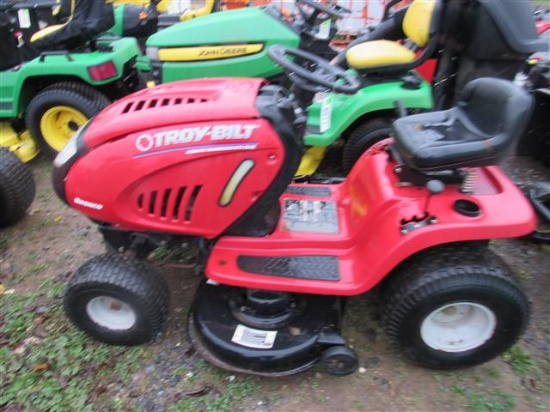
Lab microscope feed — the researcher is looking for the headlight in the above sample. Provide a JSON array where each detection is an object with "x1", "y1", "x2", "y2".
[
  {"x1": 52, "y1": 122, "x2": 90, "y2": 204},
  {"x1": 53, "y1": 127, "x2": 81, "y2": 168},
  {"x1": 146, "y1": 46, "x2": 159, "y2": 61}
]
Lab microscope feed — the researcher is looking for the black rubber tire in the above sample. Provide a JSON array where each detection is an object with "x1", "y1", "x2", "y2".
[
  {"x1": 381, "y1": 244, "x2": 530, "y2": 369},
  {"x1": 0, "y1": 148, "x2": 36, "y2": 228},
  {"x1": 342, "y1": 118, "x2": 393, "y2": 173},
  {"x1": 64, "y1": 254, "x2": 170, "y2": 345},
  {"x1": 25, "y1": 82, "x2": 111, "y2": 158},
  {"x1": 525, "y1": 183, "x2": 550, "y2": 244},
  {"x1": 321, "y1": 345, "x2": 359, "y2": 376}
]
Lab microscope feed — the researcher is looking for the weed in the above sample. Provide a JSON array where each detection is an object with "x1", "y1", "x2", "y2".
[
  {"x1": 171, "y1": 377, "x2": 258, "y2": 412},
  {"x1": 502, "y1": 346, "x2": 538, "y2": 376},
  {"x1": 149, "y1": 244, "x2": 197, "y2": 264},
  {"x1": 170, "y1": 365, "x2": 189, "y2": 380},
  {"x1": 0, "y1": 233, "x2": 10, "y2": 253},
  {"x1": 450, "y1": 386, "x2": 516, "y2": 412},
  {"x1": 354, "y1": 400, "x2": 366, "y2": 410},
  {"x1": 466, "y1": 389, "x2": 515, "y2": 412},
  {"x1": 486, "y1": 367, "x2": 501, "y2": 379},
  {"x1": 517, "y1": 270, "x2": 533, "y2": 281},
  {"x1": 28, "y1": 262, "x2": 49, "y2": 275}
]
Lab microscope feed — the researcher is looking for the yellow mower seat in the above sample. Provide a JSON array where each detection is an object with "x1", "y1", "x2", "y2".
[
  {"x1": 346, "y1": 40, "x2": 416, "y2": 69},
  {"x1": 345, "y1": 0, "x2": 440, "y2": 72}
]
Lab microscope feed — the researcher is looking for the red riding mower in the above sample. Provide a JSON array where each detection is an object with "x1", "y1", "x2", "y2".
[{"x1": 53, "y1": 46, "x2": 536, "y2": 376}]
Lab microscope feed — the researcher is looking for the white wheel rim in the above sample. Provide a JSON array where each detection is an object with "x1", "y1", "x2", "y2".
[
  {"x1": 420, "y1": 302, "x2": 496, "y2": 352},
  {"x1": 86, "y1": 296, "x2": 137, "y2": 330}
]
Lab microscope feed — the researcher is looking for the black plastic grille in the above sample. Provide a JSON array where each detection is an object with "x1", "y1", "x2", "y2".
[{"x1": 136, "y1": 185, "x2": 202, "y2": 222}]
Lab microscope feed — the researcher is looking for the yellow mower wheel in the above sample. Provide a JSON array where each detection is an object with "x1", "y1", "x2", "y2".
[
  {"x1": 25, "y1": 82, "x2": 110, "y2": 158},
  {"x1": 40, "y1": 105, "x2": 88, "y2": 153}
]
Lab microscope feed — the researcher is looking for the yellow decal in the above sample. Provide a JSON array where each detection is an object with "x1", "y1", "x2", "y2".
[{"x1": 158, "y1": 44, "x2": 264, "y2": 62}]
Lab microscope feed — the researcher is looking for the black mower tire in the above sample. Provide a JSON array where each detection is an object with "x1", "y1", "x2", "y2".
[
  {"x1": 0, "y1": 148, "x2": 36, "y2": 228},
  {"x1": 342, "y1": 118, "x2": 392, "y2": 173},
  {"x1": 524, "y1": 182, "x2": 550, "y2": 244},
  {"x1": 64, "y1": 254, "x2": 170, "y2": 345},
  {"x1": 25, "y1": 82, "x2": 111, "y2": 158},
  {"x1": 381, "y1": 244, "x2": 530, "y2": 370}
]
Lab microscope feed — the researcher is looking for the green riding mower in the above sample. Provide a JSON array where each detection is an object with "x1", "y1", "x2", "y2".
[
  {"x1": 0, "y1": 0, "x2": 143, "y2": 161},
  {"x1": 141, "y1": 0, "x2": 544, "y2": 175}
]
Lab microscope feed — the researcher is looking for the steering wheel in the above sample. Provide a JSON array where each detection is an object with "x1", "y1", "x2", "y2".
[
  {"x1": 268, "y1": 45, "x2": 361, "y2": 95},
  {"x1": 295, "y1": 0, "x2": 349, "y2": 26}
]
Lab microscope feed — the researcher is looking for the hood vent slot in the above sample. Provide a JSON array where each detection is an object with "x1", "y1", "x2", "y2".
[
  {"x1": 122, "y1": 96, "x2": 211, "y2": 114},
  {"x1": 137, "y1": 185, "x2": 202, "y2": 222}
]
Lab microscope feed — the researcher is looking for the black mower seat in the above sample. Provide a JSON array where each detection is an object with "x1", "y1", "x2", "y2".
[
  {"x1": 392, "y1": 77, "x2": 533, "y2": 172},
  {"x1": 30, "y1": 0, "x2": 114, "y2": 51}
]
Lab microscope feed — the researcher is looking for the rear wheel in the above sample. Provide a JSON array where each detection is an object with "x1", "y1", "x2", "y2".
[
  {"x1": 25, "y1": 82, "x2": 110, "y2": 158},
  {"x1": 342, "y1": 118, "x2": 392, "y2": 173},
  {"x1": 0, "y1": 148, "x2": 35, "y2": 228},
  {"x1": 525, "y1": 183, "x2": 550, "y2": 244},
  {"x1": 64, "y1": 254, "x2": 170, "y2": 345},
  {"x1": 381, "y1": 244, "x2": 530, "y2": 369}
]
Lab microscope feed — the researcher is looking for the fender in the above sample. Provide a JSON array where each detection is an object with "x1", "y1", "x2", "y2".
[
  {"x1": 304, "y1": 77, "x2": 433, "y2": 147},
  {"x1": 0, "y1": 37, "x2": 140, "y2": 117},
  {"x1": 206, "y1": 152, "x2": 536, "y2": 295}
]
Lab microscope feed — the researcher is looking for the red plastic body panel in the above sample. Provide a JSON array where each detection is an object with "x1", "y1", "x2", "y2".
[
  {"x1": 416, "y1": 58, "x2": 437, "y2": 83},
  {"x1": 536, "y1": 20, "x2": 550, "y2": 35},
  {"x1": 65, "y1": 78, "x2": 286, "y2": 238},
  {"x1": 64, "y1": 77, "x2": 536, "y2": 297},
  {"x1": 206, "y1": 151, "x2": 537, "y2": 295},
  {"x1": 83, "y1": 78, "x2": 266, "y2": 149}
]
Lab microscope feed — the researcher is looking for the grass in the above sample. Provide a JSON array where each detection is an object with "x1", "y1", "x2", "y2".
[
  {"x1": 0, "y1": 233, "x2": 10, "y2": 253},
  {"x1": 502, "y1": 346, "x2": 539, "y2": 376},
  {"x1": 171, "y1": 377, "x2": 257, "y2": 412},
  {"x1": 0, "y1": 276, "x2": 266, "y2": 412},
  {"x1": 0, "y1": 280, "x2": 145, "y2": 411},
  {"x1": 467, "y1": 389, "x2": 516, "y2": 412},
  {"x1": 449, "y1": 386, "x2": 516, "y2": 412}
]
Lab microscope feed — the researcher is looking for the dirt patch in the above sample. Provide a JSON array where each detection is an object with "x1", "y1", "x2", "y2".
[{"x1": 1, "y1": 154, "x2": 549, "y2": 411}]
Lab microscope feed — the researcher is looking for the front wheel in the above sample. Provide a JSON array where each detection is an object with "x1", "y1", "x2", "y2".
[
  {"x1": 342, "y1": 118, "x2": 392, "y2": 173},
  {"x1": 381, "y1": 244, "x2": 530, "y2": 369},
  {"x1": 64, "y1": 254, "x2": 170, "y2": 345},
  {"x1": 25, "y1": 82, "x2": 111, "y2": 158}
]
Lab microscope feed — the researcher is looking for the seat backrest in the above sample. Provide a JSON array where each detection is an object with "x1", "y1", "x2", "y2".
[
  {"x1": 391, "y1": 77, "x2": 534, "y2": 172},
  {"x1": 402, "y1": 0, "x2": 438, "y2": 48},
  {"x1": 0, "y1": 10, "x2": 21, "y2": 70},
  {"x1": 459, "y1": 77, "x2": 532, "y2": 140},
  {"x1": 31, "y1": 0, "x2": 115, "y2": 51},
  {"x1": 343, "y1": 0, "x2": 443, "y2": 74},
  {"x1": 52, "y1": 0, "x2": 76, "y2": 21}
]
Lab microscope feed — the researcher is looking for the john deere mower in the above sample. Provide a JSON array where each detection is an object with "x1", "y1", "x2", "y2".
[{"x1": 0, "y1": 0, "x2": 143, "y2": 160}]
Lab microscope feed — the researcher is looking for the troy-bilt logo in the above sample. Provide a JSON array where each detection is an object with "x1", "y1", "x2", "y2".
[{"x1": 136, "y1": 124, "x2": 260, "y2": 152}]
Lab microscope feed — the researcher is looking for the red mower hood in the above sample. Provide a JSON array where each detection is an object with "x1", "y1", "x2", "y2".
[{"x1": 84, "y1": 78, "x2": 267, "y2": 149}]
